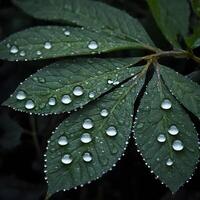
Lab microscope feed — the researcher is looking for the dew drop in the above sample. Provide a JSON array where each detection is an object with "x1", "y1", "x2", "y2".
[
  {"x1": 88, "y1": 41, "x2": 98, "y2": 50},
  {"x1": 82, "y1": 119, "x2": 93, "y2": 129},
  {"x1": 107, "y1": 80, "x2": 113, "y2": 84},
  {"x1": 10, "y1": 45, "x2": 19, "y2": 54},
  {"x1": 58, "y1": 136, "x2": 68, "y2": 146},
  {"x1": 36, "y1": 50, "x2": 42, "y2": 55},
  {"x1": 73, "y1": 86, "x2": 84, "y2": 96},
  {"x1": 82, "y1": 152, "x2": 92, "y2": 162},
  {"x1": 44, "y1": 42, "x2": 52, "y2": 49},
  {"x1": 16, "y1": 91, "x2": 26, "y2": 100},
  {"x1": 106, "y1": 126, "x2": 117, "y2": 137},
  {"x1": 80, "y1": 133, "x2": 92, "y2": 144},
  {"x1": 61, "y1": 154, "x2": 72, "y2": 164},
  {"x1": 61, "y1": 95, "x2": 72, "y2": 104},
  {"x1": 48, "y1": 97, "x2": 56, "y2": 106},
  {"x1": 100, "y1": 109, "x2": 109, "y2": 117},
  {"x1": 157, "y1": 134, "x2": 166, "y2": 143},
  {"x1": 89, "y1": 92, "x2": 95, "y2": 99},
  {"x1": 166, "y1": 158, "x2": 173, "y2": 166},
  {"x1": 25, "y1": 100, "x2": 35, "y2": 110},
  {"x1": 172, "y1": 140, "x2": 184, "y2": 151},
  {"x1": 168, "y1": 125, "x2": 179, "y2": 135},
  {"x1": 64, "y1": 30, "x2": 70, "y2": 36},
  {"x1": 19, "y1": 50, "x2": 26, "y2": 57},
  {"x1": 161, "y1": 99, "x2": 172, "y2": 110}
]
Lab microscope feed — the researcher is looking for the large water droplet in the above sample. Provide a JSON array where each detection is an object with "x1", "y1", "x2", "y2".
[
  {"x1": 80, "y1": 133, "x2": 92, "y2": 144},
  {"x1": 44, "y1": 42, "x2": 52, "y2": 49},
  {"x1": 58, "y1": 136, "x2": 68, "y2": 146},
  {"x1": 100, "y1": 109, "x2": 109, "y2": 117},
  {"x1": 82, "y1": 152, "x2": 92, "y2": 162},
  {"x1": 73, "y1": 86, "x2": 84, "y2": 96},
  {"x1": 157, "y1": 134, "x2": 166, "y2": 143},
  {"x1": 106, "y1": 126, "x2": 117, "y2": 137},
  {"x1": 161, "y1": 99, "x2": 172, "y2": 110},
  {"x1": 166, "y1": 158, "x2": 173, "y2": 166},
  {"x1": 19, "y1": 50, "x2": 26, "y2": 57},
  {"x1": 48, "y1": 97, "x2": 56, "y2": 106},
  {"x1": 10, "y1": 45, "x2": 19, "y2": 54},
  {"x1": 82, "y1": 119, "x2": 93, "y2": 129},
  {"x1": 16, "y1": 91, "x2": 26, "y2": 100},
  {"x1": 88, "y1": 41, "x2": 98, "y2": 50},
  {"x1": 25, "y1": 100, "x2": 35, "y2": 110},
  {"x1": 172, "y1": 140, "x2": 184, "y2": 151},
  {"x1": 61, "y1": 95, "x2": 72, "y2": 104},
  {"x1": 61, "y1": 154, "x2": 72, "y2": 164},
  {"x1": 64, "y1": 30, "x2": 70, "y2": 36},
  {"x1": 168, "y1": 125, "x2": 179, "y2": 135}
]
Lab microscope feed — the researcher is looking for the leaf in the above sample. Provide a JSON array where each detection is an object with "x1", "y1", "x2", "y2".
[
  {"x1": 185, "y1": 27, "x2": 200, "y2": 49},
  {"x1": 45, "y1": 72, "x2": 145, "y2": 196},
  {"x1": 147, "y1": 0, "x2": 190, "y2": 48},
  {"x1": 134, "y1": 72, "x2": 199, "y2": 192},
  {"x1": 0, "y1": 26, "x2": 143, "y2": 61},
  {"x1": 13, "y1": 0, "x2": 154, "y2": 49},
  {"x1": 191, "y1": 0, "x2": 200, "y2": 17},
  {"x1": 160, "y1": 65, "x2": 200, "y2": 119},
  {"x1": 3, "y1": 57, "x2": 143, "y2": 115}
]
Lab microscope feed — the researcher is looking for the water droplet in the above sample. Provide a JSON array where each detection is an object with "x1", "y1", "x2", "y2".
[
  {"x1": 61, "y1": 154, "x2": 72, "y2": 164},
  {"x1": 82, "y1": 119, "x2": 93, "y2": 129},
  {"x1": 82, "y1": 152, "x2": 92, "y2": 162},
  {"x1": 107, "y1": 80, "x2": 113, "y2": 84},
  {"x1": 19, "y1": 50, "x2": 26, "y2": 57},
  {"x1": 36, "y1": 50, "x2": 42, "y2": 55},
  {"x1": 88, "y1": 41, "x2": 98, "y2": 50},
  {"x1": 64, "y1": 30, "x2": 70, "y2": 36},
  {"x1": 25, "y1": 100, "x2": 35, "y2": 110},
  {"x1": 161, "y1": 99, "x2": 172, "y2": 110},
  {"x1": 168, "y1": 125, "x2": 179, "y2": 135},
  {"x1": 16, "y1": 91, "x2": 26, "y2": 100},
  {"x1": 48, "y1": 97, "x2": 56, "y2": 106},
  {"x1": 38, "y1": 77, "x2": 45, "y2": 83},
  {"x1": 89, "y1": 92, "x2": 95, "y2": 99},
  {"x1": 58, "y1": 136, "x2": 68, "y2": 146},
  {"x1": 106, "y1": 126, "x2": 117, "y2": 137},
  {"x1": 157, "y1": 134, "x2": 166, "y2": 143},
  {"x1": 44, "y1": 42, "x2": 52, "y2": 49},
  {"x1": 10, "y1": 45, "x2": 19, "y2": 54},
  {"x1": 172, "y1": 140, "x2": 184, "y2": 151},
  {"x1": 166, "y1": 158, "x2": 173, "y2": 166},
  {"x1": 73, "y1": 86, "x2": 84, "y2": 96},
  {"x1": 80, "y1": 133, "x2": 92, "y2": 143},
  {"x1": 61, "y1": 95, "x2": 72, "y2": 104},
  {"x1": 100, "y1": 109, "x2": 109, "y2": 117},
  {"x1": 113, "y1": 81, "x2": 120, "y2": 85}
]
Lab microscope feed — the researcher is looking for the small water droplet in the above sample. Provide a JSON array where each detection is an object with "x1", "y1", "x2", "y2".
[
  {"x1": 89, "y1": 92, "x2": 95, "y2": 99},
  {"x1": 168, "y1": 125, "x2": 179, "y2": 135},
  {"x1": 88, "y1": 41, "x2": 98, "y2": 50},
  {"x1": 58, "y1": 136, "x2": 68, "y2": 146},
  {"x1": 100, "y1": 109, "x2": 109, "y2": 117},
  {"x1": 36, "y1": 50, "x2": 42, "y2": 55},
  {"x1": 166, "y1": 158, "x2": 173, "y2": 166},
  {"x1": 61, "y1": 95, "x2": 72, "y2": 104},
  {"x1": 25, "y1": 100, "x2": 35, "y2": 110},
  {"x1": 44, "y1": 42, "x2": 52, "y2": 49},
  {"x1": 19, "y1": 50, "x2": 26, "y2": 57},
  {"x1": 73, "y1": 86, "x2": 84, "y2": 96},
  {"x1": 80, "y1": 133, "x2": 92, "y2": 143},
  {"x1": 48, "y1": 97, "x2": 56, "y2": 106},
  {"x1": 113, "y1": 81, "x2": 120, "y2": 85},
  {"x1": 82, "y1": 152, "x2": 92, "y2": 162},
  {"x1": 10, "y1": 45, "x2": 19, "y2": 54},
  {"x1": 61, "y1": 154, "x2": 72, "y2": 164},
  {"x1": 107, "y1": 80, "x2": 113, "y2": 84},
  {"x1": 106, "y1": 126, "x2": 117, "y2": 136},
  {"x1": 172, "y1": 140, "x2": 184, "y2": 151},
  {"x1": 64, "y1": 30, "x2": 70, "y2": 36},
  {"x1": 82, "y1": 119, "x2": 93, "y2": 129},
  {"x1": 157, "y1": 134, "x2": 166, "y2": 143},
  {"x1": 38, "y1": 77, "x2": 46, "y2": 83},
  {"x1": 161, "y1": 99, "x2": 172, "y2": 110},
  {"x1": 16, "y1": 91, "x2": 26, "y2": 100}
]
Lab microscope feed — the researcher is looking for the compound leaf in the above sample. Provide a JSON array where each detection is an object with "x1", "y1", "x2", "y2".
[
  {"x1": 0, "y1": 26, "x2": 142, "y2": 61},
  {"x1": 3, "y1": 57, "x2": 143, "y2": 114},
  {"x1": 147, "y1": 0, "x2": 190, "y2": 48},
  {"x1": 134, "y1": 72, "x2": 199, "y2": 192},
  {"x1": 46, "y1": 73, "x2": 145, "y2": 196},
  {"x1": 13, "y1": 0, "x2": 154, "y2": 48},
  {"x1": 160, "y1": 66, "x2": 200, "y2": 119}
]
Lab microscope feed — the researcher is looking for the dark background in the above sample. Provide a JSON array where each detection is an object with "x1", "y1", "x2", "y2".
[{"x1": 0, "y1": 0, "x2": 200, "y2": 200}]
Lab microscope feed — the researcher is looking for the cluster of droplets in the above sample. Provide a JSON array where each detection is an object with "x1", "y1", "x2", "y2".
[{"x1": 158, "y1": 98, "x2": 184, "y2": 167}]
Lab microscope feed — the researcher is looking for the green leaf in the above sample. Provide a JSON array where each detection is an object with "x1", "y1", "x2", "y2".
[
  {"x1": 13, "y1": 0, "x2": 154, "y2": 48},
  {"x1": 134, "y1": 72, "x2": 199, "y2": 192},
  {"x1": 3, "y1": 57, "x2": 143, "y2": 114},
  {"x1": 185, "y1": 27, "x2": 200, "y2": 49},
  {"x1": 160, "y1": 65, "x2": 200, "y2": 119},
  {"x1": 191, "y1": 0, "x2": 200, "y2": 17},
  {"x1": 147, "y1": 0, "x2": 190, "y2": 48},
  {"x1": 45, "y1": 73, "x2": 145, "y2": 195},
  {"x1": 0, "y1": 26, "x2": 144, "y2": 61}
]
